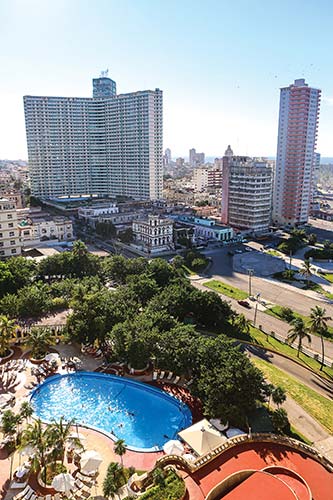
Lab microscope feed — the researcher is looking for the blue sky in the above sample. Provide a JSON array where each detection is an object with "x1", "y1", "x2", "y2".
[{"x1": 1, "y1": 0, "x2": 333, "y2": 159}]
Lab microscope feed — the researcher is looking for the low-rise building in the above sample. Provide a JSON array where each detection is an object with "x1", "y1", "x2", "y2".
[
  {"x1": 132, "y1": 215, "x2": 174, "y2": 254},
  {"x1": 78, "y1": 203, "x2": 119, "y2": 220},
  {"x1": 172, "y1": 215, "x2": 234, "y2": 242},
  {"x1": 0, "y1": 198, "x2": 22, "y2": 258},
  {"x1": 18, "y1": 214, "x2": 73, "y2": 246},
  {"x1": 1, "y1": 190, "x2": 25, "y2": 209}
]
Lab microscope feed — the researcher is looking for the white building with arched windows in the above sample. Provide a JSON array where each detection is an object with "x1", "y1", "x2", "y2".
[{"x1": 132, "y1": 215, "x2": 174, "y2": 254}]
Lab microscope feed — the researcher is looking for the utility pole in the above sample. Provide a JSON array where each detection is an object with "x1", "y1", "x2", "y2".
[
  {"x1": 253, "y1": 292, "x2": 260, "y2": 326},
  {"x1": 247, "y1": 269, "x2": 254, "y2": 297}
]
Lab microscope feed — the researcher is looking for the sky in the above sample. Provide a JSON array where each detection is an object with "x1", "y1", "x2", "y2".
[{"x1": 1, "y1": 0, "x2": 333, "y2": 160}]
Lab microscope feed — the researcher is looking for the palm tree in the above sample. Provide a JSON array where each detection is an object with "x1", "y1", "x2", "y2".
[
  {"x1": 299, "y1": 259, "x2": 313, "y2": 287},
  {"x1": 309, "y1": 306, "x2": 332, "y2": 370},
  {"x1": 21, "y1": 419, "x2": 48, "y2": 480},
  {"x1": 271, "y1": 386, "x2": 286, "y2": 408},
  {"x1": 26, "y1": 326, "x2": 54, "y2": 359},
  {"x1": 19, "y1": 401, "x2": 34, "y2": 424},
  {"x1": 234, "y1": 314, "x2": 251, "y2": 335},
  {"x1": 72, "y1": 240, "x2": 88, "y2": 258},
  {"x1": 51, "y1": 417, "x2": 82, "y2": 465},
  {"x1": 0, "y1": 315, "x2": 16, "y2": 357},
  {"x1": 103, "y1": 462, "x2": 122, "y2": 499},
  {"x1": 287, "y1": 318, "x2": 311, "y2": 357},
  {"x1": 114, "y1": 439, "x2": 126, "y2": 467}
]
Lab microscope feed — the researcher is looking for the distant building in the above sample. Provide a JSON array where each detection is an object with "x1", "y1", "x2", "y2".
[
  {"x1": 176, "y1": 157, "x2": 185, "y2": 167},
  {"x1": 24, "y1": 76, "x2": 163, "y2": 201},
  {"x1": 272, "y1": 79, "x2": 321, "y2": 226},
  {"x1": 221, "y1": 156, "x2": 273, "y2": 234},
  {"x1": 132, "y1": 214, "x2": 174, "y2": 254},
  {"x1": 18, "y1": 211, "x2": 73, "y2": 246},
  {"x1": 224, "y1": 145, "x2": 233, "y2": 157},
  {"x1": 0, "y1": 198, "x2": 22, "y2": 258},
  {"x1": 172, "y1": 215, "x2": 233, "y2": 242},
  {"x1": 189, "y1": 148, "x2": 205, "y2": 167},
  {"x1": 1, "y1": 190, "x2": 25, "y2": 209},
  {"x1": 163, "y1": 148, "x2": 172, "y2": 166},
  {"x1": 193, "y1": 168, "x2": 222, "y2": 191},
  {"x1": 78, "y1": 204, "x2": 119, "y2": 221}
]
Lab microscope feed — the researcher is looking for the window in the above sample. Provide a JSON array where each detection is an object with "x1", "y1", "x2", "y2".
[
  {"x1": 11, "y1": 249, "x2": 17, "y2": 254},
  {"x1": 0, "y1": 250, "x2": 4, "y2": 256},
  {"x1": 7, "y1": 214, "x2": 13, "y2": 219},
  {"x1": 10, "y1": 240, "x2": 15, "y2": 245},
  {"x1": 9, "y1": 231, "x2": 15, "y2": 237},
  {"x1": 8, "y1": 223, "x2": 14, "y2": 228}
]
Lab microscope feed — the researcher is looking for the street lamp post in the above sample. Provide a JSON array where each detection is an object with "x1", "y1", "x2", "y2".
[
  {"x1": 253, "y1": 293, "x2": 260, "y2": 327},
  {"x1": 247, "y1": 269, "x2": 254, "y2": 297}
]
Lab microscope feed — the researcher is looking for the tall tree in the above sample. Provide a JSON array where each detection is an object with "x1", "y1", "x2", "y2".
[
  {"x1": 287, "y1": 318, "x2": 311, "y2": 357},
  {"x1": 114, "y1": 439, "x2": 126, "y2": 467},
  {"x1": 309, "y1": 306, "x2": 332, "y2": 370},
  {"x1": 50, "y1": 417, "x2": 82, "y2": 465},
  {"x1": 0, "y1": 315, "x2": 16, "y2": 357},
  {"x1": 299, "y1": 259, "x2": 313, "y2": 287}
]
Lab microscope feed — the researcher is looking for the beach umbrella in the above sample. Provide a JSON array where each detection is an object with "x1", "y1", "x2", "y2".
[
  {"x1": 80, "y1": 450, "x2": 102, "y2": 473},
  {"x1": 52, "y1": 473, "x2": 75, "y2": 493},
  {"x1": 163, "y1": 440, "x2": 184, "y2": 456},
  {"x1": 19, "y1": 445, "x2": 36, "y2": 456},
  {"x1": 45, "y1": 353, "x2": 59, "y2": 362}
]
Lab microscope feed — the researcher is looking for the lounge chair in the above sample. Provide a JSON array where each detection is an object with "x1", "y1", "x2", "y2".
[
  {"x1": 152, "y1": 371, "x2": 158, "y2": 380},
  {"x1": 159, "y1": 371, "x2": 165, "y2": 379},
  {"x1": 167, "y1": 371, "x2": 173, "y2": 380},
  {"x1": 75, "y1": 473, "x2": 94, "y2": 486},
  {"x1": 54, "y1": 494, "x2": 61, "y2": 500},
  {"x1": 13, "y1": 485, "x2": 32, "y2": 500},
  {"x1": 45, "y1": 494, "x2": 52, "y2": 500},
  {"x1": 173, "y1": 375, "x2": 180, "y2": 384}
]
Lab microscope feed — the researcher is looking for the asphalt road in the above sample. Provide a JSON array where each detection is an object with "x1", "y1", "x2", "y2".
[
  {"x1": 202, "y1": 247, "x2": 333, "y2": 320},
  {"x1": 192, "y1": 280, "x2": 333, "y2": 363},
  {"x1": 243, "y1": 343, "x2": 333, "y2": 400}
]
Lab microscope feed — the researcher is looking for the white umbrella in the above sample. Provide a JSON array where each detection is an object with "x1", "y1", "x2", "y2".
[
  {"x1": 19, "y1": 445, "x2": 36, "y2": 456},
  {"x1": 183, "y1": 453, "x2": 196, "y2": 462},
  {"x1": 52, "y1": 473, "x2": 75, "y2": 493},
  {"x1": 163, "y1": 440, "x2": 184, "y2": 456},
  {"x1": 80, "y1": 450, "x2": 102, "y2": 474},
  {"x1": 45, "y1": 353, "x2": 59, "y2": 362}
]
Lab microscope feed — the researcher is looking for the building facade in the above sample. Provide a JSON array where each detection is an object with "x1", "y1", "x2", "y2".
[
  {"x1": 18, "y1": 214, "x2": 73, "y2": 246},
  {"x1": 24, "y1": 77, "x2": 163, "y2": 201},
  {"x1": 0, "y1": 198, "x2": 22, "y2": 258},
  {"x1": 132, "y1": 214, "x2": 174, "y2": 253},
  {"x1": 221, "y1": 156, "x2": 273, "y2": 233},
  {"x1": 272, "y1": 79, "x2": 321, "y2": 226},
  {"x1": 78, "y1": 203, "x2": 119, "y2": 220},
  {"x1": 189, "y1": 148, "x2": 205, "y2": 167}
]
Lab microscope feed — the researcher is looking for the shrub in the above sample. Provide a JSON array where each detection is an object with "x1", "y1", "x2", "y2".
[{"x1": 279, "y1": 307, "x2": 295, "y2": 323}]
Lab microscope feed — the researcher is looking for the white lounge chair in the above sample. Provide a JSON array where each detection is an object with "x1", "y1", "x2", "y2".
[
  {"x1": 173, "y1": 375, "x2": 180, "y2": 384},
  {"x1": 152, "y1": 371, "x2": 158, "y2": 380},
  {"x1": 13, "y1": 485, "x2": 31, "y2": 500},
  {"x1": 45, "y1": 494, "x2": 51, "y2": 500},
  {"x1": 159, "y1": 371, "x2": 165, "y2": 379},
  {"x1": 167, "y1": 371, "x2": 173, "y2": 380}
]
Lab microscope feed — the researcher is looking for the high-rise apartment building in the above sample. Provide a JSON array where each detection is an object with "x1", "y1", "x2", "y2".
[
  {"x1": 189, "y1": 148, "x2": 205, "y2": 167},
  {"x1": 221, "y1": 156, "x2": 273, "y2": 233},
  {"x1": 0, "y1": 198, "x2": 22, "y2": 258},
  {"x1": 272, "y1": 79, "x2": 321, "y2": 226},
  {"x1": 24, "y1": 77, "x2": 163, "y2": 201}
]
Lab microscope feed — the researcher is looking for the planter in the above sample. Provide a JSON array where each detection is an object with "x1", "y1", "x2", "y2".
[
  {"x1": 38, "y1": 462, "x2": 67, "y2": 489},
  {"x1": 128, "y1": 362, "x2": 150, "y2": 375},
  {"x1": 30, "y1": 357, "x2": 46, "y2": 365},
  {"x1": 0, "y1": 348, "x2": 14, "y2": 363}
]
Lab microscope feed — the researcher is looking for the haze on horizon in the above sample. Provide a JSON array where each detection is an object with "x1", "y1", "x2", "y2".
[{"x1": 1, "y1": 0, "x2": 333, "y2": 160}]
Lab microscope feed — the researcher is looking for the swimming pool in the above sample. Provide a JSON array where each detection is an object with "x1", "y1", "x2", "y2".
[{"x1": 30, "y1": 372, "x2": 192, "y2": 452}]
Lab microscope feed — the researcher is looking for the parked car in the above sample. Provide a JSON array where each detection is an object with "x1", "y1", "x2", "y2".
[{"x1": 237, "y1": 300, "x2": 251, "y2": 309}]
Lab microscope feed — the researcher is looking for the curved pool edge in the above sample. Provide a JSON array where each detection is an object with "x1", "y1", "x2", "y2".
[{"x1": 30, "y1": 371, "x2": 192, "y2": 453}]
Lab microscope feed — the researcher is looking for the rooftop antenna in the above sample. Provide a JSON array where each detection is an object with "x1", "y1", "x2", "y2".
[{"x1": 100, "y1": 68, "x2": 109, "y2": 78}]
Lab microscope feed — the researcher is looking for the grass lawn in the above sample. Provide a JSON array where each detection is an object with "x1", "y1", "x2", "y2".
[
  {"x1": 252, "y1": 357, "x2": 333, "y2": 434},
  {"x1": 320, "y1": 273, "x2": 333, "y2": 284},
  {"x1": 245, "y1": 325, "x2": 333, "y2": 380},
  {"x1": 266, "y1": 249, "x2": 282, "y2": 258},
  {"x1": 289, "y1": 425, "x2": 313, "y2": 446},
  {"x1": 203, "y1": 279, "x2": 248, "y2": 300},
  {"x1": 264, "y1": 304, "x2": 333, "y2": 340},
  {"x1": 182, "y1": 265, "x2": 196, "y2": 276}
]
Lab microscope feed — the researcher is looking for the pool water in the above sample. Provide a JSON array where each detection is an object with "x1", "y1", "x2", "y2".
[{"x1": 30, "y1": 372, "x2": 192, "y2": 451}]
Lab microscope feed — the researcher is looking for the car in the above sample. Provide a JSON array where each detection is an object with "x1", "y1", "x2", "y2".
[
  {"x1": 228, "y1": 251, "x2": 235, "y2": 256},
  {"x1": 245, "y1": 247, "x2": 253, "y2": 252},
  {"x1": 235, "y1": 249, "x2": 243, "y2": 254},
  {"x1": 237, "y1": 300, "x2": 251, "y2": 309}
]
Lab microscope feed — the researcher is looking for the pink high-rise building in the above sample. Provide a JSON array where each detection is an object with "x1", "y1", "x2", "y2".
[{"x1": 272, "y1": 79, "x2": 321, "y2": 226}]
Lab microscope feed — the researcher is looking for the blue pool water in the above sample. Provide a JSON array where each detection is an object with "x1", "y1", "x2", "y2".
[{"x1": 30, "y1": 372, "x2": 192, "y2": 451}]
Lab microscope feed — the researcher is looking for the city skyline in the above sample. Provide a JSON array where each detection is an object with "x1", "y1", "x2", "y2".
[{"x1": 1, "y1": 0, "x2": 333, "y2": 159}]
